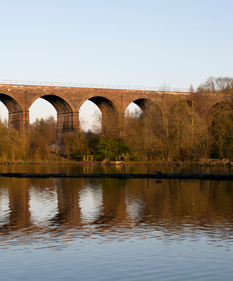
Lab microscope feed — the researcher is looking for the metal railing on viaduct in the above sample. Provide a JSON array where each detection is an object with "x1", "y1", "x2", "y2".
[{"x1": 0, "y1": 79, "x2": 190, "y2": 92}]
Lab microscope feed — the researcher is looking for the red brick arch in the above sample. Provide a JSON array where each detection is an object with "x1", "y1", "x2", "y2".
[
  {"x1": 0, "y1": 93, "x2": 24, "y2": 132},
  {"x1": 78, "y1": 95, "x2": 120, "y2": 136}
]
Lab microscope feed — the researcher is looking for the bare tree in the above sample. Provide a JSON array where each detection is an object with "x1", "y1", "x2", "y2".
[{"x1": 197, "y1": 77, "x2": 233, "y2": 94}]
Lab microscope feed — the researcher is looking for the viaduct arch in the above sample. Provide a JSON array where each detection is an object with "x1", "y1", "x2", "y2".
[
  {"x1": 87, "y1": 96, "x2": 119, "y2": 136},
  {"x1": 0, "y1": 83, "x2": 232, "y2": 141},
  {"x1": 29, "y1": 94, "x2": 75, "y2": 141},
  {"x1": 0, "y1": 93, "x2": 23, "y2": 132}
]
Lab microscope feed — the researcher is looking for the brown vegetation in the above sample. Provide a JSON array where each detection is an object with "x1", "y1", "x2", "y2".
[{"x1": 0, "y1": 116, "x2": 57, "y2": 162}]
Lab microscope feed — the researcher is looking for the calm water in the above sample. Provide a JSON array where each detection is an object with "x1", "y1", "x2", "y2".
[{"x1": 0, "y1": 164, "x2": 233, "y2": 280}]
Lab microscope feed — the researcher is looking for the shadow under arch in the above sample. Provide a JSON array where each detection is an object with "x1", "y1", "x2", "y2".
[
  {"x1": 133, "y1": 98, "x2": 161, "y2": 112},
  {"x1": 129, "y1": 98, "x2": 163, "y2": 123},
  {"x1": 88, "y1": 96, "x2": 119, "y2": 137},
  {"x1": 0, "y1": 93, "x2": 23, "y2": 132},
  {"x1": 30, "y1": 95, "x2": 74, "y2": 142},
  {"x1": 210, "y1": 101, "x2": 233, "y2": 113}
]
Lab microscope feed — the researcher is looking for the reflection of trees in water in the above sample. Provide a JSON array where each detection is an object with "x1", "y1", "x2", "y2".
[{"x1": 0, "y1": 178, "x2": 233, "y2": 245}]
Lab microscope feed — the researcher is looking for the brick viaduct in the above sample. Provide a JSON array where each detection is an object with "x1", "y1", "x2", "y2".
[{"x1": 0, "y1": 83, "x2": 232, "y2": 141}]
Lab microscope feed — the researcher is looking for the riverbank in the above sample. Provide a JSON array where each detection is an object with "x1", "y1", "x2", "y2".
[
  {"x1": 1, "y1": 172, "x2": 233, "y2": 181},
  {"x1": 0, "y1": 159, "x2": 232, "y2": 167}
]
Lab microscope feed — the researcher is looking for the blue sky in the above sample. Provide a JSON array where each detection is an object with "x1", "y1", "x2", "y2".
[{"x1": 0, "y1": 0, "x2": 232, "y2": 128}]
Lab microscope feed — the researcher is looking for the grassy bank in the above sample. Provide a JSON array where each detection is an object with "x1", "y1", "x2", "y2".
[{"x1": 0, "y1": 159, "x2": 232, "y2": 168}]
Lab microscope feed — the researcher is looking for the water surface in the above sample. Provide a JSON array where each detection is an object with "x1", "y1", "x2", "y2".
[{"x1": 0, "y1": 165, "x2": 233, "y2": 280}]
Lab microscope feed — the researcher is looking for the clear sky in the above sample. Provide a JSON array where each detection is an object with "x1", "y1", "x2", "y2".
[{"x1": 0, "y1": 0, "x2": 232, "y2": 128}]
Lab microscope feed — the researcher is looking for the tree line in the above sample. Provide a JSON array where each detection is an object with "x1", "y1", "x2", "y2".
[{"x1": 0, "y1": 77, "x2": 233, "y2": 162}]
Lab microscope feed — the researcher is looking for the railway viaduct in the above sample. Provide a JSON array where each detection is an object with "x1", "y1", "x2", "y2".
[{"x1": 0, "y1": 82, "x2": 232, "y2": 141}]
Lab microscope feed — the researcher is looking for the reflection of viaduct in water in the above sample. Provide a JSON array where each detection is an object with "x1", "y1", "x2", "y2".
[
  {"x1": 1, "y1": 83, "x2": 232, "y2": 141},
  {"x1": 1, "y1": 178, "x2": 32, "y2": 230},
  {"x1": 54, "y1": 179, "x2": 81, "y2": 225},
  {"x1": 1, "y1": 178, "x2": 233, "y2": 235}
]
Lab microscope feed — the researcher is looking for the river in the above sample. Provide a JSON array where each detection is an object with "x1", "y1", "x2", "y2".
[{"x1": 0, "y1": 164, "x2": 233, "y2": 280}]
